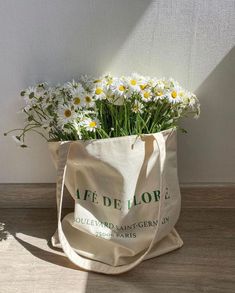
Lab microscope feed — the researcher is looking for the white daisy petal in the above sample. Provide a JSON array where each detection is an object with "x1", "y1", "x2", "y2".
[
  {"x1": 83, "y1": 118, "x2": 100, "y2": 132},
  {"x1": 132, "y1": 101, "x2": 144, "y2": 113},
  {"x1": 70, "y1": 87, "x2": 87, "y2": 108},
  {"x1": 84, "y1": 94, "x2": 95, "y2": 108},
  {"x1": 141, "y1": 89, "x2": 153, "y2": 102},
  {"x1": 93, "y1": 84, "x2": 107, "y2": 100},
  {"x1": 166, "y1": 90, "x2": 182, "y2": 104},
  {"x1": 58, "y1": 104, "x2": 76, "y2": 127},
  {"x1": 111, "y1": 78, "x2": 127, "y2": 97},
  {"x1": 125, "y1": 74, "x2": 141, "y2": 92}
]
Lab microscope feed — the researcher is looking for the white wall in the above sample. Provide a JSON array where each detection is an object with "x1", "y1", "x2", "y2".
[{"x1": 0, "y1": 0, "x2": 234, "y2": 183}]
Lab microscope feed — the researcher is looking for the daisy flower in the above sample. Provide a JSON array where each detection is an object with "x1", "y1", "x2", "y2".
[
  {"x1": 83, "y1": 118, "x2": 100, "y2": 132},
  {"x1": 84, "y1": 94, "x2": 95, "y2": 108},
  {"x1": 111, "y1": 78, "x2": 127, "y2": 97},
  {"x1": 169, "y1": 78, "x2": 180, "y2": 89},
  {"x1": 93, "y1": 77, "x2": 103, "y2": 84},
  {"x1": 138, "y1": 76, "x2": 150, "y2": 91},
  {"x1": 153, "y1": 86, "x2": 166, "y2": 102},
  {"x1": 155, "y1": 79, "x2": 165, "y2": 91},
  {"x1": 131, "y1": 101, "x2": 144, "y2": 114},
  {"x1": 21, "y1": 86, "x2": 37, "y2": 109},
  {"x1": 70, "y1": 87, "x2": 85, "y2": 108},
  {"x1": 103, "y1": 74, "x2": 113, "y2": 86},
  {"x1": 148, "y1": 78, "x2": 157, "y2": 88},
  {"x1": 58, "y1": 104, "x2": 76, "y2": 127},
  {"x1": 188, "y1": 93, "x2": 200, "y2": 118},
  {"x1": 166, "y1": 88, "x2": 182, "y2": 104},
  {"x1": 11, "y1": 135, "x2": 27, "y2": 148},
  {"x1": 40, "y1": 87, "x2": 57, "y2": 110},
  {"x1": 188, "y1": 93, "x2": 198, "y2": 107},
  {"x1": 141, "y1": 89, "x2": 153, "y2": 102},
  {"x1": 125, "y1": 73, "x2": 141, "y2": 92},
  {"x1": 65, "y1": 80, "x2": 82, "y2": 91},
  {"x1": 93, "y1": 81, "x2": 107, "y2": 100},
  {"x1": 79, "y1": 75, "x2": 95, "y2": 93}
]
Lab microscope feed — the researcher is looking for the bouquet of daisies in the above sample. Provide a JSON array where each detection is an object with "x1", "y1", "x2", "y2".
[
  {"x1": 5, "y1": 73, "x2": 200, "y2": 146},
  {"x1": 5, "y1": 73, "x2": 199, "y2": 272}
]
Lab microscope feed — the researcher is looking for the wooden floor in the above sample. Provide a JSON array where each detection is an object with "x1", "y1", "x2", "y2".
[{"x1": 0, "y1": 205, "x2": 235, "y2": 293}]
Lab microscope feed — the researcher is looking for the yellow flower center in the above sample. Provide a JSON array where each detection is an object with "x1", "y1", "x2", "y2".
[
  {"x1": 156, "y1": 90, "x2": 163, "y2": 96},
  {"x1": 64, "y1": 109, "x2": 71, "y2": 118},
  {"x1": 74, "y1": 97, "x2": 81, "y2": 105},
  {"x1": 95, "y1": 88, "x2": 103, "y2": 95},
  {"x1": 89, "y1": 121, "x2": 97, "y2": 128},
  {"x1": 171, "y1": 91, "x2": 177, "y2": 98},
  {"x1": 179, "y1": 91, "x2": 184, "y2": 97},
  {"x1": 130, "y1": 79, "x2": 137, "y2": 86},
  {"x1": 140, "y1": 84, "x2": 147, "y2": 90},
  {"x1": 119, "y1": 85, "x2": 125, "y2": 92},
  {"x1": 85, "y1": 96, "x2": 92, "y2": 103},
  {"x1": 143, "y1": 91, "x2": 151, "y2": 99}
]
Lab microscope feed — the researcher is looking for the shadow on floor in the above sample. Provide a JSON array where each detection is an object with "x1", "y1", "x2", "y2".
[
  {"x1": 1, "y1": 209, "x2": 82, "y2": 271},
  {"x1": 1, "y1": 207, "x2": 235, "y2": 292},
  {"x1": 0, "y1": 222, "x2": 9, "y2": 242}
]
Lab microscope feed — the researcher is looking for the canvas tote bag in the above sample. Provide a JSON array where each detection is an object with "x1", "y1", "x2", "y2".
[{"x1": 49, "y1": 128, "x2": 183, "y2": 274}]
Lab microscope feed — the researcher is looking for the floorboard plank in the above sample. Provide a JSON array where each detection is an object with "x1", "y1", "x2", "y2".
[{"x1": 0, "y1": 208, "x2": 234, "y2": 292}]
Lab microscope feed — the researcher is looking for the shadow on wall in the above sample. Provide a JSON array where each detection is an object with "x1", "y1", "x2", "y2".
[
  {"x1": 178, "y1": 46, "x2": 235, "y2": 183},
  {"x1": 10, "y1": 0, "x2": 153, "y2": 83}
]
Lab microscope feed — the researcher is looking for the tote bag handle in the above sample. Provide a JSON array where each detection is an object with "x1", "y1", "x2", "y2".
[{"x1": 55, "y1": 132, "x2": 166, "y2": 274}]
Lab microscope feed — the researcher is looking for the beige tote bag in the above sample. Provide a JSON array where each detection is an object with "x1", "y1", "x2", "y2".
[{"x1": 49, "y1": 128, "x2": 183, "y2": 274}]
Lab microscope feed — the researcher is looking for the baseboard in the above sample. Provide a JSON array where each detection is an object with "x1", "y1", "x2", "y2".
[{"x1": 0, "y1": 183, "x2": 234, "y2": 208}]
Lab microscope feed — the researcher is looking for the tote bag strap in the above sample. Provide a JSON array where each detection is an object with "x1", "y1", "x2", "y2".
[{"x1": 56, "y1": 132, "x2": 166, "y2": 274}]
